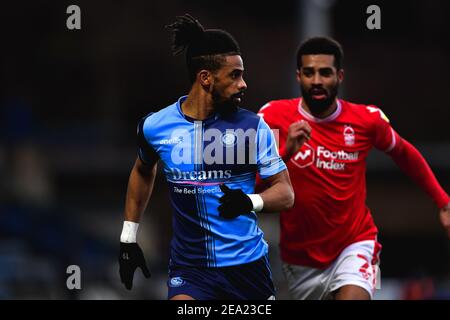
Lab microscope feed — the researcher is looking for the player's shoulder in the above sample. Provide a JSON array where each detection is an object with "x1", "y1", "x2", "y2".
[
  {"x1": 236, "y1": 106, "x2": 260, "y2": 119},
  {"x1": 236, "y1": 107, "x2": 266, "y2": 123},
  {"x1": 145, "y1": 102, "x2": 178, "y2": 122},
  {"x1": 224, "y1": 107, "x2": 264, "y2": 129},
  {"x1": 140, "y1": 100, "x2": 179, "y2": 129},
  {"x1": 341, "y1": 99, "x2": 390, "y2": 124},
  {"x1": 257, "y1": 97, "x2": 300, "y2": 116}
]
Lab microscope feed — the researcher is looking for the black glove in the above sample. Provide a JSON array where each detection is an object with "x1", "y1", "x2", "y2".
[
  {"x1": 119, "y1": 242, "x2": 151, "y2": 290},
  {"x1": 218, "y1": 184, "x2": 253, "y2": 219}
]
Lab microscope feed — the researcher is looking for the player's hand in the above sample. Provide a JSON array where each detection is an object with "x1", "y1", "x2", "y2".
[
  {"x1": 218, "y1": 184, "x2": 253, "y2": 219},
  {"x1": 285, "y1": 120, "x2": 312, "y2": 159},
  {"x1": 439, "y1": 203, "x2": 450, "y2": 238},
  {"x1": 119, "y1": 242, "x2": 151, "y2": 290}
]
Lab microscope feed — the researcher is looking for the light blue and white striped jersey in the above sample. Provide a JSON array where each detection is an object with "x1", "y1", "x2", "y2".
[{"x1": 138, "y1": 96, "x2": 286, "y2": 267}]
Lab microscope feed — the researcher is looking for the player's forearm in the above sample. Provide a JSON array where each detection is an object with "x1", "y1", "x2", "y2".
[
  {"x1": 124, "y1": 159, "x2": 157, "y2": 222},
  {"x1": 259, "y1": 179, "x2": 294, "y2": 212},
  {"x1": 389, "y1": 138, "x2": 449, "y2": 208}
]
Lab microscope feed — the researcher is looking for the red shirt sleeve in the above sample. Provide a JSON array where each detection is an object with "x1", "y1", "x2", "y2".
[
  {"x1": 368, "y1": 105, "x2": 397, "y2": 152},
  {"x1": 368, "y1": 105, "x2": 449, "y2": 208},
  {"x1": 388, "y1": 137, "x2": 449, "y2": 209}
]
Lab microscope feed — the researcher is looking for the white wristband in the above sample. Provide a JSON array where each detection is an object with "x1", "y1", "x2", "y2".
[
  {"x1": 248, "y1": 194, "x2": 264, "y2": 213},
  {"x1": 120, "y1": 221, "x2": 139, "y2": 243}
]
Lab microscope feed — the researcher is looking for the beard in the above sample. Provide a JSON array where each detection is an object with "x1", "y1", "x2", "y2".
[
  {"x1": 212, "y1": 87, "x2": 243, "y2": 116},
  {"x1": 301, "y1": 83, "x2": 339, "y2": 115}
]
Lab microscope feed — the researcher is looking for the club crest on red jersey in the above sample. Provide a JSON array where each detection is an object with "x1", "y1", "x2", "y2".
[{"x1": 343, "y1": 125, "x2": 355, "y2": 146}]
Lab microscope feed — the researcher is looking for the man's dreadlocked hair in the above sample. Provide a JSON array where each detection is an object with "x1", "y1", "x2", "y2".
[{"x1": 166, "y1": 14, "x2": 241, "y2": 83}]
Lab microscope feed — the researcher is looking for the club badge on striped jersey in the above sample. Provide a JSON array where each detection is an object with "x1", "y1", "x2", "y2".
[
  {"x1": 169, "y1": 276, "x2": 185, "y2": 287},
  {"x1": 221, "y1": 132, "x2": 237, "y2": 147}
]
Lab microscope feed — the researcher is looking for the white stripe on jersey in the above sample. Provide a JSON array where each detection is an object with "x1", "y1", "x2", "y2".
[{"x1": 384, "y1": 127, "x2": 397, "y2": 152}]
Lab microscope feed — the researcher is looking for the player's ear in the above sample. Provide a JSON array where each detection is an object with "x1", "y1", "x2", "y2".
[
  {"x1": 337, "y1": 69, "x2": 344, "y2": 84},
  {"x1": 296, "y1": 69, "x2": 301, "y2": 82},
  {"x1": 198, "y1": 70, "x2": 212, "y2": 87}
]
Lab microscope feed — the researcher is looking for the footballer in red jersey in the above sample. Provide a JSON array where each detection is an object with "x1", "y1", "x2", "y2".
[{"x1": 257, "y1": 37, "x2": 450, "y2": 300}]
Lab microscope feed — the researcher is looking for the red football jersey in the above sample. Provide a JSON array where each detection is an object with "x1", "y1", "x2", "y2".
[{"x1": 258, "y1": 98, "x2": 394, "y2": 269}]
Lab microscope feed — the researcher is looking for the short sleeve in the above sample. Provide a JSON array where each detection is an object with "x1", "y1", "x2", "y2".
[
  {"x1": 137, "y1": 114, "x2": 159, "y2": 165},
  {"x1": 255, "y1": 117, "x2": 287, "y2": 179}
]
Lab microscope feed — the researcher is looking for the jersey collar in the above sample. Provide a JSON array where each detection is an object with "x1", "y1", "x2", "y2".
[
  {"x1": 176, "y1": 95, "x2": 220, "y2": 124},
  {"x1": 298, "y1": 98, "x2": 342, "y2": 123}
]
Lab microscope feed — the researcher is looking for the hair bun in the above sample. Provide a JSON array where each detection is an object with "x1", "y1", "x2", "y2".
[{"x1": 166, "y1": 14, "x2": 205, "y2": 56}]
